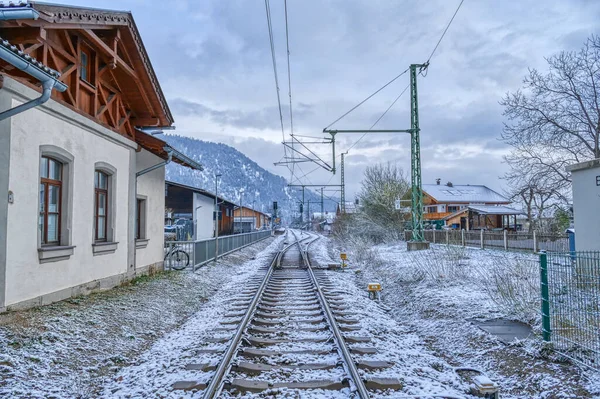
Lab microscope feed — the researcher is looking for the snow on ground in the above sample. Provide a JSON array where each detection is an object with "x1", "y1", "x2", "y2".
[
  {"x1": 310, "y1": 237, "x2": 472, "y2": 398},
  {"x1": 328, "y1": 236, "x2": 600, "y2": 398},
  {"x1": 0, "y1": 236, "x2": 280, "y2": 399}
]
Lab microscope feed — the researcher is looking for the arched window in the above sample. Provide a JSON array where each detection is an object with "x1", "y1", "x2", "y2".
[
  {"x1": 94, "y1": 170, "x2": 109, "y2": 241},
  {"x1": 39, "y1": 156, "x2": 63, "y2": 245}
]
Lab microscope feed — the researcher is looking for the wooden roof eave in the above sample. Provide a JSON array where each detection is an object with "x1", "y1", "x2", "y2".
[{"x1": 28, "y1": 2, "x2": 173, "y2": 126}]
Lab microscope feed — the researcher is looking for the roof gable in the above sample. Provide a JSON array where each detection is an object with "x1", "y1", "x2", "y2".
[
  {"x1": 0, "y1": 2, "x2": 172, "y2": 138},
  {"x1": 422, "y1": 184, "x2": 509, "y2": 204}
]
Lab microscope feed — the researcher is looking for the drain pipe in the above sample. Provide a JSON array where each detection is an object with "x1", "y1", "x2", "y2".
[
  {"x1": 136, "y1": 148, "x2": 173, "y2": 178},
  {"x1": 0, "y1": 5, "x2": 66, "y2": 121},
  {"x1": 0, "y1": 6, "x2": 40, "y2": 21},
  {"x1": 0, "y1": 40, "x2": 68, "y2": 121}
]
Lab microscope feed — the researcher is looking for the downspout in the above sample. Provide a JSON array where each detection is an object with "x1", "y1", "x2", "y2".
[{"x1": 0, "y1": 8, "x2": 67, "y2": 121}]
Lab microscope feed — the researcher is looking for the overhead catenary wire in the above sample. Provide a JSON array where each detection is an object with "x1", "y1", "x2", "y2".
[
  {"x1": 323, "y1": 67, "x2": 410, "y2": 130},
  {"x1": 265, "y1": 0, "x2": 290, "y2": 174},
  {"x1": 283, "y1": 0, "x2": 297, "y2": 182},
  {"x1": 426, "y1": 0, "x2": 465, "y2": 63}
]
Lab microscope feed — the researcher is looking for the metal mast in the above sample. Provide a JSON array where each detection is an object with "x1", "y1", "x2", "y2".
[
  {"x1": 409, "y1": 64, "x2": 425, "y2": 242},
  {"x1": 340, "y1": 152, "x2": 346, "y2": 213}
]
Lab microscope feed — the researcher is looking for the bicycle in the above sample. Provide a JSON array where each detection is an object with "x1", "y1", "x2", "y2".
[{"x1": 164, "y1": 242, "x2": 190, "y2": 270}]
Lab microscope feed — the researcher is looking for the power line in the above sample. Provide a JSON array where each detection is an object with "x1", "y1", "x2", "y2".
[
  {"x1": 426, "y1": 0, "x2": 465, "y2": 63},
  {"x1": 283, "y1": 0, "x2": 297, "y2": 183},
  {"x1": 265, "y1": 0, "x2": 289, "y2": 174},
  {"x1": 323, "y1": 67, "x2": 410, "y2": 130},
  {"x1": 346, "y1": 83, "x2": 410, "y2": 153}
]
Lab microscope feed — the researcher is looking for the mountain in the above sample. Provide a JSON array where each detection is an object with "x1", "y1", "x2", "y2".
[{"x1": 163, "y1": 135, "x2": 336, "y2": 223}]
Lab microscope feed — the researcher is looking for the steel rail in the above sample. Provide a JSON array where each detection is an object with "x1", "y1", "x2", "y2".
[
  {"x1": 202, "y1": 230, "x2": 313, "y2": 399},
  {"x1": 295, "y1": 232, "x2": 371, "y2": 399}
]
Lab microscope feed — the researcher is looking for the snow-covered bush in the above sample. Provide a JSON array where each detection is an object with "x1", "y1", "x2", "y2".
[{"x1": 475, "y1": 253, "x2": 539, "y2": 322}]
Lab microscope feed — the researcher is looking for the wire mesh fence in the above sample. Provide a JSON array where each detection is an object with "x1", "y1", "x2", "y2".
[
  {"x1": 164, "y1": 230, "x2": 272, "y2": 271},
  {"x1": 541, "y1": 251, "x2": 600, "y2": 370},
  {"x1": 405, "y1": 229, "x2": 570, "y2": 254}
]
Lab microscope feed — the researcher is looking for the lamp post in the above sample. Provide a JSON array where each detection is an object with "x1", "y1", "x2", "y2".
[{"x1": 214, "y1": 173, "x2": 221, "y2": 262}]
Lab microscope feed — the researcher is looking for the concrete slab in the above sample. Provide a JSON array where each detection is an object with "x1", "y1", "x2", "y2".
[
  {"x1": 407, "y1": 241, "x2": 430, "y2": 251},
  {"x1": 471, "y1": 318, "x2": 532, "y2": 344}
]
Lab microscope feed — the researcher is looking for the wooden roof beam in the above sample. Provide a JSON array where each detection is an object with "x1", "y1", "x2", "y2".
[{"x1": 1, "y1": 27, "x2": 46, "y2": 44}]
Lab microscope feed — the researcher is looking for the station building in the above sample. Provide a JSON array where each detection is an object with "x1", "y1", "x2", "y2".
[{"x1": 0, "y1": 3, "x2": 201, "y2": 311}]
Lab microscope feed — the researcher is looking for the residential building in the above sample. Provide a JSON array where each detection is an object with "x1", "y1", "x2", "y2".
[
  {"x1": 422, "y1": 182, "x2": 522, "y2": 230},
  {"x1": 0, "y1": 3, "x2": 201, "y2": 312},
  {"x1": 233, "y1": 206, "x2": 271, "y2": 233},
  {"x1": 165, "y1": 181, "x2": 235, "y2": 240}
]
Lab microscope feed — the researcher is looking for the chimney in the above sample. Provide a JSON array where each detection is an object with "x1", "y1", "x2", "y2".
[
  {"x1": 436, "y1": 178, "x2": 441, "y2": 185},
  {"x1": 446, "y1": 181, "x2": 453, "y2": 187}
]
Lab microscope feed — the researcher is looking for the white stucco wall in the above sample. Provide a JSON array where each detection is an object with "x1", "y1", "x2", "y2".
[
  {"x1": 570, "y1": 160, "x2": 600, "y2": 252},
  {"x1": 135, "y1": 149, "x2": 165, "y2": 269},
  {"x1": 193, "y1": 192, "x2": 215, "y2": 240},
  {"x1": 4, "y1": 84, "x2": 136, "y2": 306}
]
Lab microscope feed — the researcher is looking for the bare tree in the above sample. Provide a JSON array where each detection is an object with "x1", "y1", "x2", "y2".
[
  {"x1": 505, "y1": 176, "x2": 564, "y2": 232},
  {"x1": 501, "y1": 35, "x2": 600, "y2": 201},
  {"x1": 357, "y1": 162, "x2": 411, "y2": 238}
]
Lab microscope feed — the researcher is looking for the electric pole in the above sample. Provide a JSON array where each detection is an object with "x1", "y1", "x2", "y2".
[
  {"x1": 320, "y1": 187, "x2": 324, "y2": 216},
  {"x1": 307, "y1": 199, "x2": 310, "y2": 230},
  {"x1": 340, "y1": 152, "x2": 347, "y2": 213},
  {"x1": 409, "y1": 64, "x2": 425, "y2": 243}
]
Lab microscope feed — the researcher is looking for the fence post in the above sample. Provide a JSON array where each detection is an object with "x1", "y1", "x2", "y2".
[
  {"x1": 446, "y1": 230, "x2": 449, "y2": 245},
  {"x1": 461, "y1": 229, "x2": 465, "y2": 247},
  {"x1": 539, "y1": 252, "x2": 551, "y2": 342},
  {"x1": 503, "y1": 229, "x2": 508, "y2": 250},
  {"x1": 432, "y1": 229, "x2": 436, "y2": 244},
  {"x1": 480, "y1": 229, "x2": 484, "y2": 249},
  {"x1": 533, "y1": 230, "x2": 537, "y2": 253}
]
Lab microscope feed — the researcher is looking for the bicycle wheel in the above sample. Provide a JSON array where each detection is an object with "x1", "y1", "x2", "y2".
[{"x1": 166, "y1": 249, "x2": 189, "y2": 270}]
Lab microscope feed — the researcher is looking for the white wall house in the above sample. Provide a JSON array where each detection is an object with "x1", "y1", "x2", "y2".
[
  {"x1": 0, "y1": 3, "x2": 202, "y2": 312},
  {"x1": 567, "y1": 159, "x2": 600, "y2": 251}
]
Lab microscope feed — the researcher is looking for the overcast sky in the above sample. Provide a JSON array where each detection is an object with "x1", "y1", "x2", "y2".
[{"x1": 48, "y1": 0, "x2": 600, "y2": 201}]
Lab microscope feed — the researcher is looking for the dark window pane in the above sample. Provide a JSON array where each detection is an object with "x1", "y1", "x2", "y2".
[
  {"x1": 49, "y1": 185, "x2": 60, "y2": 213},
  {"x1": 39, "y1": 184, "x2": 45, "y2": 212},
  {"x1": 97, "y1": 216, "x2": 106, "y2": 240},
  {"x1": 81, "y1": 52, "x2": 88, "y2": 81},
  {"x1": 39, "y1": 214, "x2": 44, "y2": 237},
  {"x1": 98, "y1": 172, "x2": 107, "y2": 189},
  {"x1": 48, "y1": 159, "x2": 61, "y2": 181},
  {"x1": 98, "y1": 193, "x2": 106, "y2": 216},
  {"x1": 40, "y1": 157, "x2": 48, "y2": 178},
  {"x1": 47, "y1": 214, "x2": 59, "y2": 243}
]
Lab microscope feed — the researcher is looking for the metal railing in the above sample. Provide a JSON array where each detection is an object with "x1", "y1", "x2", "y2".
[
  {"x1": 164, "y1": 230, "x2": 272, "y2": 271},
  {"x1": 540, "y1": 251, "x2": 600, "y2": 370},
  {"x1": 407, "y1": 229, "x2": 570, "y2": 253}
]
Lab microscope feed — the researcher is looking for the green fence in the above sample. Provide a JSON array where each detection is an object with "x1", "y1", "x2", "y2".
[{"x1": 540, "y1": 251, "x2": 600, "y2": 370}]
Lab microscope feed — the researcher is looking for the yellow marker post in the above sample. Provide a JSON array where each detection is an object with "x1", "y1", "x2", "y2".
[
  {"x1": 367, "y1": 282, "x2": 381, "y2": 300},
  {"x1": 340, "y1": 253, "x2": 347, "y2": 269}
]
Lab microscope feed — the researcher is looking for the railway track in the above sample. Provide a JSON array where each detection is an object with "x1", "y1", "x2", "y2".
[{"x1": 172, "y1": 229, "x2": 402, "y2": 398}]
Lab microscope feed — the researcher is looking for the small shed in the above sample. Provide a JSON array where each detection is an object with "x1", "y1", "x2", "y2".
[{"x1": 444, "y1": 205, "x2": 524, "y2": 231}]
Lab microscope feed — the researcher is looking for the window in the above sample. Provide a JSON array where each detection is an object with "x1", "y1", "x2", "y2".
[
  {"x1": 448, "y1": 206, "x2": 460, "y2": 212},
  {"x1": 425, "y1": 206, "x2": 438, "y2": 214},
  {"x1": 80, "y1": 50, "x2": 89, "y2": 81},
  {"x1": 80, "y1": 45, "x2": 95, "y2": 84},
  {"x1": 94, "y1": 171, "x2": 108, "y2": 241},
  {"x1": 136, "y1": 198, "x2": 146, "y2": 240},
  {"x1": 39, "y1": 157, "x2": 62, "y2": 245}
]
